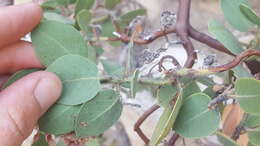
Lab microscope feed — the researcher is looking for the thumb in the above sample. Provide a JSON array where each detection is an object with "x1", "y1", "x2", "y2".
[{"x1": 0, "y1": 71, "x2": 62, "y2": 146}]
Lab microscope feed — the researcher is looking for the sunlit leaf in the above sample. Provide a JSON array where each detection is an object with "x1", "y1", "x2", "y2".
[
  {"x1": 88, "y1": 45, "x2": 97, "y2": 63},
  {"x1": 39, "y1": 104, "x2": 81, "y2": 135},
  {"x1": 44, "y1": 12, "x2": 74, "y2": 25},
  {"x1": 76, "y1": 9, "x2": 92, "y2": 33},
  {"x1": 157, "y1": 84, "x2": 178, "y2": 108},
  {"x1": 75, "y1": 0, "x2": 95, "y2": 15},
  {"x1": 105, "y1": 0, "x2": 121, "y2": 9},
  {"x1": 240, "y1": 4, "x2": 260, "y2": 26},
  {"x1": 47, "y1": 55, "x2": 101, "y2": 105},
  {"x1": 130, "y1": 69, "x2": 139, "y2": 98},
  {"x1": 75, "y1": 90, "x2": 122, "y2": 137},
  {"x1": 216, "y1": 131, "x2": 239, "y2": 146},
  {"x1": 221, "y1": 0, "x2": 253, "y2": 31},
  {"x1": 2, "y1": 68, "x2": 40, "y2": 89},
  {"x1": 208, "y1": 20, "x2": 244, "y2": 55},
  {"x1": 149, "y1": 90, "x2": 183, "y2": 146},
  {"x1": 235, "y1": 78, "x2": 260, "y2": 115},
  {"x1": 101, "y1": 59, "x2": 124, "y2": 78},
  {"x1": 174, "y1": 93, "x2": 220, "y2": 138},
  {"x1": 32, "y1": 21, "x2": 88, "y2": 66}
]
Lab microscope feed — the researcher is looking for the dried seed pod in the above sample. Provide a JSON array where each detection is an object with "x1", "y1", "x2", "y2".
[
  {"x1": 160, "y1": 11, "x2": 177, "y2": 29},
  {"x1": 203, "y1": 55, "x2": 216, "y2": 66}
]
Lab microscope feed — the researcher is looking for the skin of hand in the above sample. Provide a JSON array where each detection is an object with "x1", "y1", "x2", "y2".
[{"x1": 0, "y1": 3, "x2": 62, "y2": 145}]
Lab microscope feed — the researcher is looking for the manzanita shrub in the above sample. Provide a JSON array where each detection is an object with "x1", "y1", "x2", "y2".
[{"x1": 5, "y1": 0, "x2": 260, "y2": 145}]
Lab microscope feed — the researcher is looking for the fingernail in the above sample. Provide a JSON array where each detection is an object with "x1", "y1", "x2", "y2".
[{"x1": 34, "y1": 76, "x2": 62, "y2": 112}]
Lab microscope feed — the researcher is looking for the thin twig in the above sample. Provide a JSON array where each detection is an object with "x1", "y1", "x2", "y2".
[
  {"x1": 175, "y1": 0, "x2": 197, "y2": 68},
  {"x1": 165, "y1": 134, "x2": 180, "y2": 146},
  {"x1": 134, "y1": 104, "x2": 160, "y2": 144}
]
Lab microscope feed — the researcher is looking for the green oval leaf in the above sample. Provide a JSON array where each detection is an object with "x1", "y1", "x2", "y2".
[
  {"x1": 216, "y1": 131, "x2": 239, "y2": 146},
  {"x1": 76, "y1": 9, "x2": 92, "y2": 33},
  {"x1": 47, "y1": 55, "x2": 101, "y2": 105},
  {"x1": 130, "y1": 69, "x2": 139, "y2": 98},
  {"x1": 240, "y1": 4, "x2": 260, "y2": 26},
  {"x1": 208, "y1": 20, "x2": 244, "y2": 55},
  {"x1": 75, "y1": 89, "x2": 122, "y2": 137},
  {"x1": 173, "y1": 93, "x2": 220, "y2": 138},
  {"x1": 2, "y1": 68, "x2": 40, "y2": 89},
  {"x1": 120, "y1": 9, "x2": 146, "y2": 25},
  {"x1": 105, "y1": 0, "x2": 121, "y2": 9},
  {"x1": 39, "y1": 104, "x2": 81, "y2": 135},
  {"x1": 157, "y1": 84, "x2": 178, "y2": 108},
  {"x1": 44, "y1": 12, "x2": 74, "y2": 25},
  {"x1": 75, "y1": 0, "x2": 95, "y2": 15},
  {"x1": 235, "y1": 78, "x2": 260, "y2": 115},
  {"x1": 149, "y1": 90, "x2": 183, "y2": 146},
  {"x1": 31, "y1": 20, "x2": 88, "y2": 66},
  {"x1": 221, "y1": 0, "x2": 253, "y2": 31}
]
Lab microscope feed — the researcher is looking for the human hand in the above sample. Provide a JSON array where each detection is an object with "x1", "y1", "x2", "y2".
[{"x1": 0, "y1": 3, "x2": 62, "y2": 145}]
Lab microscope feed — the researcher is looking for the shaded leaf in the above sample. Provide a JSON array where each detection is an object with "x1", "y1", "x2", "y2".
[
  {"x1": 221, "y1": 0, "x2": 253, "y2": 31},
  {"x1": 42, "y1": 0, "x2": 59, "y2": 9},
  {"x1": 245, "y1": 114, "x2": 260, "y2": 129},
  {"x1": 75, "y1": 0, "x2": 95, "y2": 15},
  {"x1": 47, "y1": 55, "x2": 101, "y2": 105},
  {"x1": 208, "y1": 20, "x2": 244, "y2": 55},
  {"x1": 182, "y1": 81, "x2": 200, "y2": 100},
  {"x1": 44, "y1": 12, "x2": 74, "y2": 25},
  {"x1": 130, "y1": 69, "x2": 139, "y2": 98},
  {"x1": 120, "y1": 9, "x2": 146, "y2": 25},
  {"x1": 248, "y1": 131, "x2": 260, "y2": 145},
  {"x1": 2, "y1": 68, "x2": 40, "y2": 89},
  {"x1": 87, "y1": 45, "x2": 97, "y2": 63},
  {"x1": 76, "y1": 9, "x2": 92, "y2": 33},
  {"x1": 232, "y1": 64, "x2": 252, "y2": 78},
  {"x1": 75, "y1": 89, "x2": 122, "y2": 137},
  {"x1": 196, "y1": 77, "x2": 215, "y2": 87},
  {"x1": 32, "y1": 20, "x2": 88, "y2": 66},
  {"x1": 39, "y1": 104, "x2": 81, "y2": 135},
  {"x1": 105, "y1": 0, "x2": 121, "y2": 9},
  {"x1": 240, "y1": 4, "x2": 260, "y2": 26},
  {"x1": 174, "y1": 93, "x2": 220, "y2": 138},
  {"x1": 101, "y1": 59, "x2": 124, "y2": 78},
  {"x1": 32, "y1": 133, "x2": 48, "y2": 146},
  {"x1": 235, "y1": 78, "x2": 260, "y2": 115},
  {"x1": 203, "y1": 87, "x2": 215, "y2": 98},
  {"x1": 216, "y1": 131, "x2": 239, "y2": 146},
  {"x1": 149, "y1": 90, "x2": 183, "y2": 146},
  {"x1": 157, "y1": 84, "x2": 178, "y2": 108}
]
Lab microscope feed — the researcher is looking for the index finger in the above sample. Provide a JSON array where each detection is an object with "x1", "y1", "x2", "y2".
[{"x1": 0, "y1": 3, "x2": 42, "y2": 48}]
